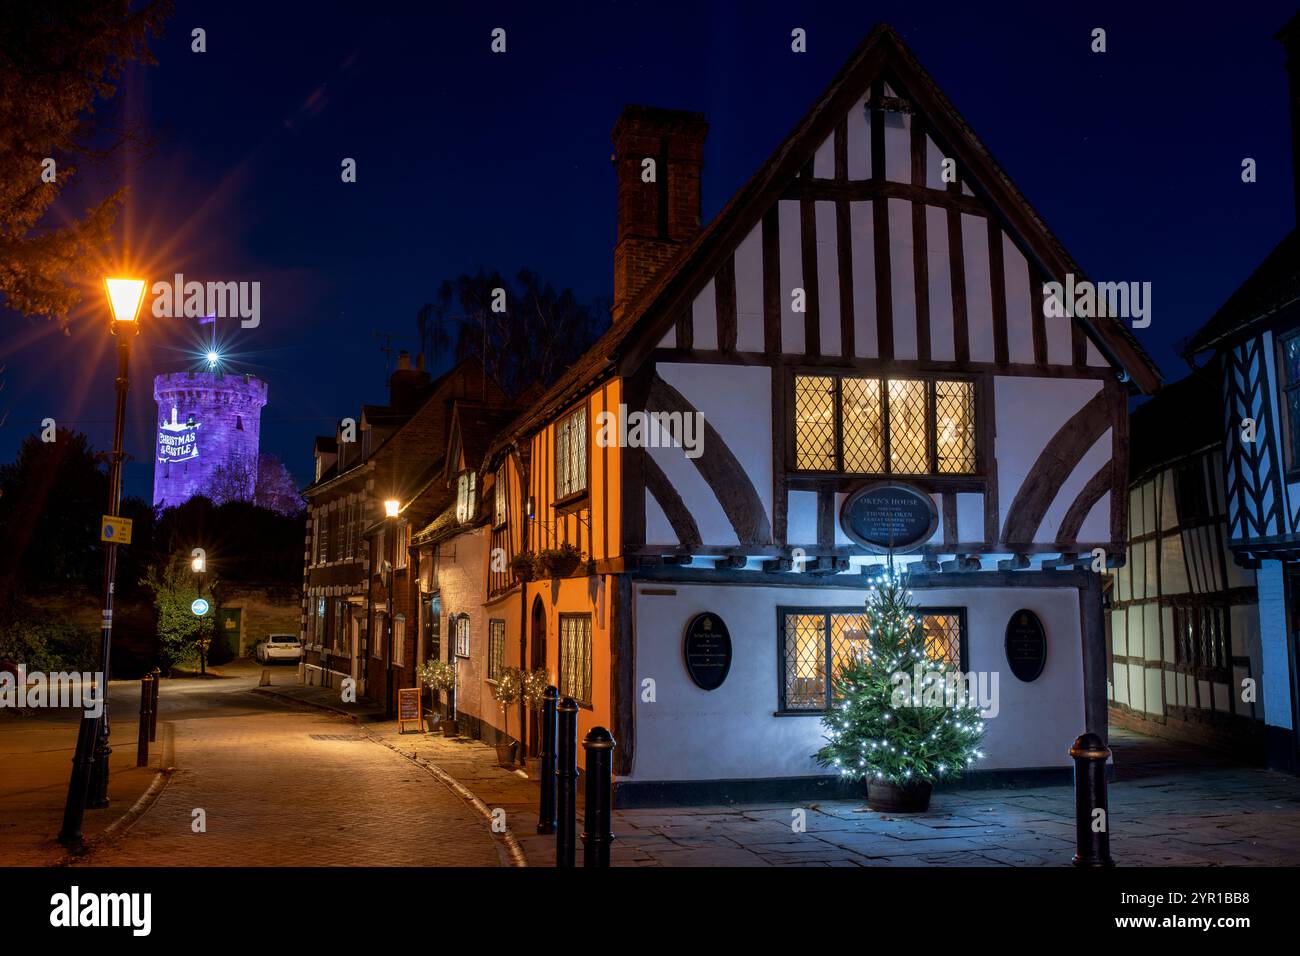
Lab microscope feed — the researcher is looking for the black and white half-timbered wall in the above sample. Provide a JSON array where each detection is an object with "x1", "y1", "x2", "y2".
[
  {"x1": 1179, "y1": 14, "x2": 1300, "y2": 773},
  {"x1": 1108, "y1": 375, "x2": 1263, "y2": 755},
  {"x1": 498, "y1": 24, "x2": 1164, "y2": 804}
]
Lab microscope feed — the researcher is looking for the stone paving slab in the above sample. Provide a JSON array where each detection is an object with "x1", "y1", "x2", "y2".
[{"x1": 258, "y1": 674, "x2": 1300, "y2": 867}]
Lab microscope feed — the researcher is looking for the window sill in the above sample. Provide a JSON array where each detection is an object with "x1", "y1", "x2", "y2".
[
  {"x1": 772, "y1": 709, "x2": 826, "y2": 717},
  {"x1": 553, "y1": 491, "x2": 590, "y2": 511}
]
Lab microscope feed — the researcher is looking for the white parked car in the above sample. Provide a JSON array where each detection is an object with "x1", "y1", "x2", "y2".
[{"x1": 256, "y1": 634, "x2": 303, "y2": 663}]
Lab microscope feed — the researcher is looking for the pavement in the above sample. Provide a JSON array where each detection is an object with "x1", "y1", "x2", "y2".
[
  {"x1": 259, "y1": 670, "x2": 1300, "y2": 867},
  {"x1": 7, "y1": 660, "x2": 1300, "y2": 867},
  {"x1": 0, "y1": 684, "x2": 161, "y2": 866}
]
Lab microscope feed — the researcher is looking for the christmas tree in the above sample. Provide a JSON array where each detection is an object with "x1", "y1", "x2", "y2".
[{"x1": 814, "y1": 570, "x2": 985, "y2": 788}]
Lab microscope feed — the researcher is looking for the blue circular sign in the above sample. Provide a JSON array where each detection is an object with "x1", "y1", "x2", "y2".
[{"x1": 191, "y1": 598, "x2": 210, "y2": 617}]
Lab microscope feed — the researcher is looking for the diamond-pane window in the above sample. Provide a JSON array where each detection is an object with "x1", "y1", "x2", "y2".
[
  {"x1": 794, "y1": 375, "x2": 974, "y2": 476},
  {"x1": 922, "y1": 613, "x2": 962, "y2": 666},
  {"x1": 794, "y1": 376, "x2": 836, "y2": 470},
  {"x1": 559, "y1": 613, "x2": 592, "y2": 705},
  {"x1": 842, "y1": 378, "x2": 885, "y2": 472},
  {"x1": 935, "y1": 380, "x2": 976, "y2": 474},
  {"x1": 888, "y1": 378, "x2": 930, "y2": 473},
  {"x1": 556, "y1": 407, "x2": 588, "y2": 499},
  {"x1": 783, "y1": 613, "x2": 827, "y2": 710},
  {"x1": 781, "y1": 607, "x2": 966, "y2": 711}
]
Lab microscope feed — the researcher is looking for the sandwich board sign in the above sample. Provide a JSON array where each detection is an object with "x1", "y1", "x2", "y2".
[{"x1": 397, "y1": 686, "x2": 422, "y2": 733}]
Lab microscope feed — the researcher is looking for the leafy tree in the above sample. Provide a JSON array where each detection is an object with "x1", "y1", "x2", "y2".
[
  {"x1": 418, "y1": 268, "x2": 607, "y2": 397},
  {"x1": 815, "y1": 572, "x2": 986, "y2": 788},
  {"x1": 255, "y1": 453, "x2": 303, "y2": 516},
  {"x1": 0, "y1": 1, "x2": 171, "y2": 322},
  {"x1": 142, "y1": 552, "x2": 216, "y2": 672},
  {"x1": 0, "y1": 429, "x2": 108, "y2": 599}
]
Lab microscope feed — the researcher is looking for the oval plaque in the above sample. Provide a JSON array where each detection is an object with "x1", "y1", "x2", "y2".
[
  {"x1": 839, "y1": 482, "x2": 939, "y2": 553},
  {"x1": 1004, "y1": 609, "x2": 1047, "y2": 682},
  {"x1": 683, "y1": 612, "x2": 732, "y2": 691}
]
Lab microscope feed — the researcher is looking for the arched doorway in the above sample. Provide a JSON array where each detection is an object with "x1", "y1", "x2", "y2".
[{"x1": 529, "y1": 595, "x2": 547, "y2": 756}]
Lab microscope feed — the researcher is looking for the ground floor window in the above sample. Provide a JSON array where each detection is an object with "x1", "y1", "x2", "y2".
[
  {"x1": 1171, "y1": 603, "x2": 1228, "y2": 675},
  {"x1": 778, "y1": 605, "x2": 967, "y2": 712},
  {"x1": 488, "y1": 619, "x2": 506, "y2": 681},
  {"x1": 559, "y1": 613, "x2": 592, "y2": 706},
  {"x1": 454, "y1": 613, "x2": 471, "y2": 658}
]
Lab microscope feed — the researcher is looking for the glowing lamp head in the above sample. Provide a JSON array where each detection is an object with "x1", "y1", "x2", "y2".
[
  {"x1": 191, "y1": 556, "x2": 205, "y2": 573},
  {"x1": 384, "y1": 499, "x2": 400, "y2": 518},
  {"x1": 104, "y1": 277, "x2": 147, "y2": 326},
  {"x1": 206, "y1": 350, "x2": 220, "y2": 367}
]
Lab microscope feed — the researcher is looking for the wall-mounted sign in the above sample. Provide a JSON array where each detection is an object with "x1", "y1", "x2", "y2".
[
  {"x1": 397, "y1": 686, "x2": 422, "y2": 733},
  {"x1": 157, "y1": 405, "x2": 201, "y2": 463},
  {"x1": 1004, "y1": 609, "x2": 1047, "y2": 682},
  {"x1": 683, "y1": 612, "x2": 732, "y2": 691},
  {"x1": 191, "y1": 598, "x2": 210, "y2": 617},
  {"x1": 839, "y1": 482, "x2": 939, "y2": 553}
]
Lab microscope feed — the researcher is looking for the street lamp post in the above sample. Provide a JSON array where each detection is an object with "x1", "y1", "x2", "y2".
[
  {"x1": 192, "y1": 551, "x2": 207, "y2": 676},
  {"x1": 384, "y1": 499, "x2": 399, "y2": 718},
  {"x1": 60, "y1": 277, "x2": 146, "y2": 844}
]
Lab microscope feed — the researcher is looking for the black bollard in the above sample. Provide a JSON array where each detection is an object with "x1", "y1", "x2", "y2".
[
  {"x1": 537, "y1": 685, "x2": 558, "y2": 835},
  {"x1": 149, "y1": 667, "x2": 160, "y2": 742},
  {"x1": 1069, "y1": 732, "x2": 1114, "y2": 867},
  {"x1": 136, "y1": 674, "x2": 152, "y2": 768},
  {"x1": 581, "y1": 726, "x2": 616, "y2": 867},
  {"x1": 555, "y1": 695, "x2": 579, "y2": 867}
]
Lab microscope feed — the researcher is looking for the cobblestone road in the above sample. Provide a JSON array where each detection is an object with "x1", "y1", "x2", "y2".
[{"x1": 79, "y1": 668, "x2": 504, "y2": 867}]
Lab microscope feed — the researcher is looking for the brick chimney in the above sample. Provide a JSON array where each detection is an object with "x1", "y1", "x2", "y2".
[
  {"x1": 1281, "y1": 14, "x2": 1300, "y2": 224},
  {"x1": 611, "y1": 105, "x2": 708, "y2": 323},
  {"x1": 388, "y1": 349, "x2": 431, "y2": 412}
]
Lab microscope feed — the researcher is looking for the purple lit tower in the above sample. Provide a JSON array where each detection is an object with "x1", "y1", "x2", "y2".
[{"x1": 152, "y1": 371, "x2": 268, "y2": 509}]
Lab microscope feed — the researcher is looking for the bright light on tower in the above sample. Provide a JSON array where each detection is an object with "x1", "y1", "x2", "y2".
[{"x1": 206, "y1": 350, "x2": 220, "y2": 367}]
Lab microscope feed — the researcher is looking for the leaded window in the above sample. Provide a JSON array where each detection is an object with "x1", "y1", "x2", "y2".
[
  {"x1": 559, "y1": 613, "x2": 592, "y2": 705},
  {"x1": 1280, "y1": 333, "x2": 1300, "y2": 473},
  {"x1": 793, "y1": 374, "x2": 976, "y2": 476},
  {"x1": 1172, "y1": 604, "x2": 1228, "y2": 674},
  {"x1": 555, "y1": 406, "x2": 588, "y2": 500},
  {"x1": 494, "y1": 465, "x2": 507, "y2": 528},
  {"x1": 779, "y1": 606, "x2": 966, "y2": 712},
  {"x1": 456, "y1": 471, "x2": 477, "y2": 523},
  {"x1": 488, "y1": 619, "x2": 506, "y2": 681},
  {"x1": 455, "y1": 614, "x2": 471, "y2": 657}
]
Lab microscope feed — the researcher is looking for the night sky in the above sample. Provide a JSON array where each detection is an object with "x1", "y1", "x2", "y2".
[{"x1": 2, "y1": 0, "x2": 1296, "y2": 500}]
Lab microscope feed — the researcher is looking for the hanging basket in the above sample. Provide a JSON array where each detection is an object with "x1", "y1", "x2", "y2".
[{"x1": 866, "y1": 779, "x2": 933, "y2": 813}]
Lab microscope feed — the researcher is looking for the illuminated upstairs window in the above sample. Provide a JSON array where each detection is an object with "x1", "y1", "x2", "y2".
[{"x1": 793, "y1": 374, "x2": 975, "y2": 476}]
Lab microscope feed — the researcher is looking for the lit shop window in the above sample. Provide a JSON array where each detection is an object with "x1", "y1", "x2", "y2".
[
  {"x1": 555, "y1": 406, "x2": 588, "y2": 500},
  {"x1": 793, "y1": 375, "x2": 975, "y2": 475},
  {"x1": 778, "y1": 607, "x2": 965, "y2": 712},
  {"x1": 455, "y1": 614, "x2": 471, "y2": 658}
]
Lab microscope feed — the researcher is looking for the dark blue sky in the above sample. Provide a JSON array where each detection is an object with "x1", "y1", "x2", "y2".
[{"x1": 2, "y1": 0, "x2": 1296, "y2": 500}]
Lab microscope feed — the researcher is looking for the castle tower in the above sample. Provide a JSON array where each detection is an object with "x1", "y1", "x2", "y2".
[{"x1": 152, "y1": 371, "x2": 269, "y2": 509}]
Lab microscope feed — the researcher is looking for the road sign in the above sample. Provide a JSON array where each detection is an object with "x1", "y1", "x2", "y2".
[
  {"x1": 191, "y1": 598, "x2": 210, "y2": 617},
  {"x1": 100, "y1": 515, "x2": 133, "y2": 544}
]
